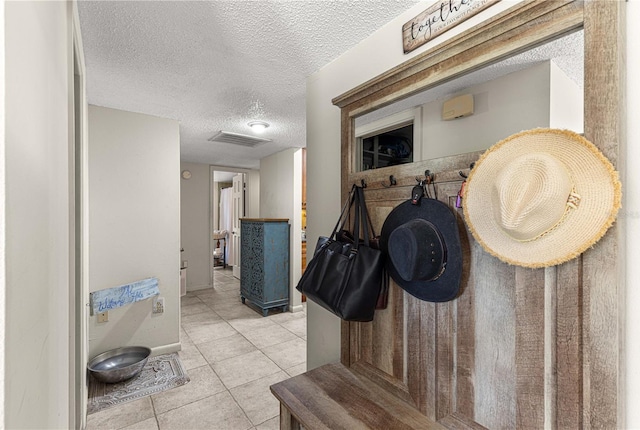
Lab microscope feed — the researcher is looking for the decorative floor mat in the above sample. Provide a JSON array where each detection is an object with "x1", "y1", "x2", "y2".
[{"x1": 88, "y1": 352, "x2": 190, "y2": 414}]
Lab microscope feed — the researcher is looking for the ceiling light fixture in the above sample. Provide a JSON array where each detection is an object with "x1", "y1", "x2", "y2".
[{"x1": 248, "y1": 120, "x2": 269, "y2": 133}]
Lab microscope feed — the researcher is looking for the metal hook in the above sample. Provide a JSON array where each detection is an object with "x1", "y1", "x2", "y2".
[
  {"x1": 459, "y1": 162, "x2": 475, "y2": 179},
  {"x1": 425, "y1": 170, "x2": 435, "y2": 184},
  {"x1": 381, "y1": 175, "x2": 397, "y2": 188},
  {"x1": 422, "y1": 169, "x2": 437, "y2": 200}
]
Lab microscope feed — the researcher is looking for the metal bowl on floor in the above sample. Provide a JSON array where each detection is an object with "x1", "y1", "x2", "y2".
[{"x1": 88, "y1": 346, "x2": 151, "y2": 384}]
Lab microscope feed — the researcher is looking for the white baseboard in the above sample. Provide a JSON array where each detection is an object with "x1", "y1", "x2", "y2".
[
  {"x1": 186, "y1": 284, "x2": 212, "y2": 292},
  {"x1": 151, "y1": 342, "x2": 181, "y2": 357},
  {"x1": 290, "y1": 304, "x2": 304, "y2": 313}
]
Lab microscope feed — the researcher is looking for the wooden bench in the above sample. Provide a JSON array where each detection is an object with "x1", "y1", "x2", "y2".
[{"x1": 270, "y1": 362, "x2": 445, "y2": 430}]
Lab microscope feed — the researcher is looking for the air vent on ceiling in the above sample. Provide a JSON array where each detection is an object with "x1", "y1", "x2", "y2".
[{"x1": 208, "y1": 131, "x2": 271, "y2": 147}]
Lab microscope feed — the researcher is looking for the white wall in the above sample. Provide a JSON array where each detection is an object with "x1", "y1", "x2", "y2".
[
  {"x1": 305, "y1": 0, "x2": 518, "y2": 370},
  {"x1": 421, "y1": 60, "x2": 582, "y2": 160},
  {"x1": 3, "y1": 1, "x2": 79, "y2": 427},
  {"x1": 305, "y1": 72, "x2": 344, "y2": 369},
  {"x1": 1, "y1": 2, "x2": 5, "y2": 424},
  {"x1": 550, "y1": 60, "x2": 583, "y2": 133},
  {"x1": 259, "y1": 148, "x2": 303, "y2": 312},
  {"x1": 88, "y1": 106, "x2": 180, "y2": 358},
  {"x1": 245, "y1": 169, "x2": 261, "y2": 218},
  {"x1": 180, "y1": 161, "x2": 211, "y2": 291},
  {"x1": 422, "y1": 62, "x2": 552, "y2": 160}
]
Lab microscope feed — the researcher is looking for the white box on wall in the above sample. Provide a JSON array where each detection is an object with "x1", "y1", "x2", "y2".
[{"x1": 442, "y1": 94, "x2": 474, "y2": 120}]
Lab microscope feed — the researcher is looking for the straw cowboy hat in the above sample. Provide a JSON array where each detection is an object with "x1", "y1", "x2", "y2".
[
  {"x1": 380, "y1": 197, "x2": 463, "y2": 302},
  {"x1": 463, "y1": 128, "x2": 621, "y2": 268}
]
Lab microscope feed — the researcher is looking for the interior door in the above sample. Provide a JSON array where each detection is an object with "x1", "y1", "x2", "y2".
[{"x1": 232, "y1": 173, "x2": 244, "y2": 279}]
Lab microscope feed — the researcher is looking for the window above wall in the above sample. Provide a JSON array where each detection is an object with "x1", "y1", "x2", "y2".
[{"x1": 355, "y1": 107, "x2": 421, "y2": 172}]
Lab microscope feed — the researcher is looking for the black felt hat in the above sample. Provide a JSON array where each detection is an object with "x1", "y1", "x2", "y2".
[{"x1": 380, "y1": 198, "x2": 462, "y2": 302}]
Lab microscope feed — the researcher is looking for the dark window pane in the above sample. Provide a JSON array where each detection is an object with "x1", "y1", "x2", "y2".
[{"x1": 360, "y1": 124, "x2": 413, "y2": 171}]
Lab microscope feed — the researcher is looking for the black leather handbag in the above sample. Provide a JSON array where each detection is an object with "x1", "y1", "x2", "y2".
[{"x1": 296, "y1": 185, "x2": 383, "y2": 322}]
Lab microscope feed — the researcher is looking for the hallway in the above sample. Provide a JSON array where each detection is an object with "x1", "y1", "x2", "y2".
[{"x1": 86, "y1": 268, "x2": 307, "y2": 430}]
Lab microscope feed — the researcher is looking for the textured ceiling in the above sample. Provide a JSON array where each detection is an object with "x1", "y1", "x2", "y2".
[
  {"x1": 78, "y1": 0, "x2": 422, "y2": 169},
  {"x1": 78, "y1": 2, "x2": 583, "y2": 170}
]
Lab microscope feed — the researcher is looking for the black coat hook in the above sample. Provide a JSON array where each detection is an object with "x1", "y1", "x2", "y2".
[
  {"x1": 360, "y1": 179, "x2": 367, "y2": 188},
  {"x1": 425, "y1": 170, "x2": 435, "y2": 184},
  {"x1": 420, "y1": 169, "x2": 436, "y2": 200},
  {"x1": 459, "y1": 162, "x2": 475, "y2": 179},
  {"x1": 381, "y1": 175, "x2": 397, "y2": 188}
]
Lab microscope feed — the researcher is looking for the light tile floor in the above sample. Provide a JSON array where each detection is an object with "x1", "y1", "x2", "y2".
[{"x1": 87, "y1": 268, "x2": 307, "y2": 430}]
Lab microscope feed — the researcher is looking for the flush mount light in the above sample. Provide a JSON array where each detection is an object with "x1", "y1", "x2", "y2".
[{"x1": 248, "y1": 120, "x2": 270, "y2": 133}]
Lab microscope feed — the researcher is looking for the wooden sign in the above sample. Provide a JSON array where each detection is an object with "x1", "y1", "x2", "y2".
[
  {"x1": 90, "y1": 277, "x2": 160, "y2": 314},
  {"x1": 402, "y1": 0, "x2": 500, "y2": 53}
]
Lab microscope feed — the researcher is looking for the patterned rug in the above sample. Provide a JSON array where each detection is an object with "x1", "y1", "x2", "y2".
[{"x1": 88, "y1": 352, "x2": 190, "y2": 414}]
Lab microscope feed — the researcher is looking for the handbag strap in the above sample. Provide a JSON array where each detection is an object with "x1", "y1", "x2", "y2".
[
  {"x1": 330, "y1": 184, "x2": 357, "y2": 241},
  {"x1": 355, "y1": 186, "x2": 368, "y2": 247},
  {"x1": 344, "y1": 186, "x2": 377, "y2": 239},
  {"x1": 327, "y1": 184, "x2": 375, "y2": 250},
  {"x1": 352, "y1": 185, "x2": 362, "y2": 250},
  {"x1": 350, "y1": 185, "x2": 375, "y2": 250}
]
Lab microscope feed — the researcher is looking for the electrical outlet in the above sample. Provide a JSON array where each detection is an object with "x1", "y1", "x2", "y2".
[
  {"x1": 97, "y1": 311, "x2": 108, "y2": 323},
  {"x1": 153, "y1": 296, "x2": 165, "y2": 314}
]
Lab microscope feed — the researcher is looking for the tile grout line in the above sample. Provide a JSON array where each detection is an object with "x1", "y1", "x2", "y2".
[
  {"x1": 149, "y1": 395, "x2": 162, "y2": 429},
  {"x1": 174, "y1": 272, "x2": 306, "y2": 429},
  {"x1": 209, "y1": 271, "x2": 257, "y2": 429}
]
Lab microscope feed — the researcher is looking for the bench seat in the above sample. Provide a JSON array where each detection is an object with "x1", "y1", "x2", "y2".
[{"x1": 270, "y1": 362, "x2": 445, "y2": 430}]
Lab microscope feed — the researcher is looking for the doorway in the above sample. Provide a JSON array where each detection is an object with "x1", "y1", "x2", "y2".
[
  {"x1": 211, "y1": 169, "x2": 235, "y2": 284},
  {"x1": 210, "y1": 167, "x2": 259, "y2": 286}
]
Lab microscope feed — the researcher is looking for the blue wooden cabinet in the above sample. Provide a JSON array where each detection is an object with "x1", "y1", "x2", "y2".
[{"x1": 240, "y1": 219, "x2": 290, "y2": 316}]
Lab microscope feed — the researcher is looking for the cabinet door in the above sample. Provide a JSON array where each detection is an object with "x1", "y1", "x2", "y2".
[
  {"x1": 240, "y1": 221, "x2": 264, "y2": 302},
  {"x1": 263, "y1": 223, "x2": 289, "y2": 302}
]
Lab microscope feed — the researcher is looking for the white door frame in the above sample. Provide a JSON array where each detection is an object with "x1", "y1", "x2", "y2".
[
  {"x1": 70, "y1": 4, "x2": 89, "y2": 428},
  {"x1": 232, "y1": 173, "x2": 244, "y2": 279}
]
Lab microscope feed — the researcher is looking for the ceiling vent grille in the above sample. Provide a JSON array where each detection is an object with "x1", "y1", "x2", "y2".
[{"x1": 208, "y1": 131, "x2": 271, "y2": 147}]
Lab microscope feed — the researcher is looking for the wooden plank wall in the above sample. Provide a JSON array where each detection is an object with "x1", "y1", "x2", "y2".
[{"x1": 333, "y1": 1, "x2": 625, "y2": 428}]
